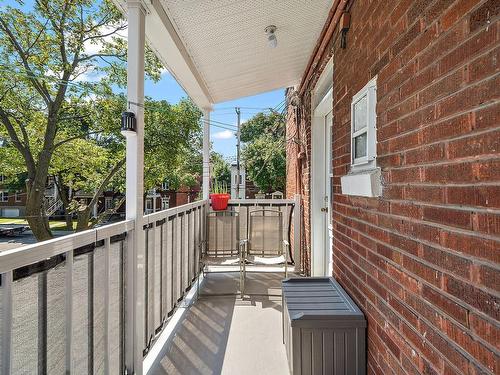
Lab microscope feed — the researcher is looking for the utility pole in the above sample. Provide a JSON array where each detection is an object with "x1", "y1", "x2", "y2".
[{"x1": 236, "y1": 107, "x2": 241, "y2": 199}]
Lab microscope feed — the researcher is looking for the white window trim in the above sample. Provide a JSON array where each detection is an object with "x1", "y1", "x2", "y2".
[
  {"x1": 161, "y1": 197, "x2": 170, "y2": 210},
  {"x1": 350, "y1": 76, "x2": 377, "y2": 172},
  {"x1": 342, "y1": 76, "x2": 381, "y2": 198}
]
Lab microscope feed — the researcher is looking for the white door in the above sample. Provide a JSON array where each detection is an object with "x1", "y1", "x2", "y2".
[
  {"x1": 324, "y1": 110, "x2": 334, "y2": 277},
  {"x1": 311, "y1": 90, "x2": 333, "y2": 276}
]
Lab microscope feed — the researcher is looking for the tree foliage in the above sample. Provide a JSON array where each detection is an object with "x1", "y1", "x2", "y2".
[
  {"x1": 210, "y1": 152, "x2": 231, "y2": 186},
  {"x1": 1, "y1": 92, "x2": 203, "y2": 231},
  {"x1": 241, "y1": 111, "x2": 286, "y2": 192},
  {"x1": 0, "y1": 0, "x2": 163, "y2": 239}
]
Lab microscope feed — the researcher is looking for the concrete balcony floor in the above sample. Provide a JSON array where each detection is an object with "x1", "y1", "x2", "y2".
[{"x1": 150, "y1": 268, "x2": 295, "y2": 375}]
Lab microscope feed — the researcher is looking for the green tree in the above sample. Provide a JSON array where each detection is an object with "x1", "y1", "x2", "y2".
[
  {"x1": 241, "y1": 111, "x2": 286, "y2": 192},
  {"x1": 211, "y1": 152, "x2": 231, "y2": 186},
  {"x1": 51, "y1": 95, "x2": 202, "y2": 231},
  {"x1": 240, "y1": 112, "x2": 285, "y2": 143},
  {"x1": 0, "y1": 0, "x2": 162, "y2": 240}
]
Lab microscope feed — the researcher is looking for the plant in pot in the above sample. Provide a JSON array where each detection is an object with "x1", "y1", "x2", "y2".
[{"x1": 210, "y1": 180, "x2": 230, "y2": 211}]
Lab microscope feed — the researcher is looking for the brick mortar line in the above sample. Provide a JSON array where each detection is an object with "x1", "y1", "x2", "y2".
[
  {"x1": 372, "y1": 181, "x2": 500, "y2": 188},
  {"x1": 379, "y1": 13, "x2": 499, "y2": 111},
  {"x1": 337, "y1": 236, "x2": 500, "y2": 360},
  {"x1": 378, "y1": 123, "x2": 500, "y2": 162},
  {"x1": 377, "y1": 95, "x2": 500, "y2": 156},
  {"x1": 334, "y1": 198, "x2": 500, "y2": 243},
  {"x1": 333, "y1": 217, "x2": 500, "y2": 302},
  {"x1": 333, "y1": 210, "x2": 500, "y2": 305},
  {"x1": 381, "y1": 90, "x2": 498, "y2": 149},
  {"x1": 379, "y1": 123, "x2": 500, "y2": 159},
  {"x1": 380, "y1": 40, "x2": 500, "y2": 119},
  {"x1": 333, "y1": 203, "x2": 500, "y2": 274},
  {"x1": 381, "y1": 197, "x2": 500, "y2": 215},
  {"x1": 376, "y1": 0, "x2": 465, "y2": 61},
  {"x1": 333, "y1": 220, "x2": 500, "y2": 314},
  {"x1": 378, "y1": 95, "x2": 499, "y2": 140},
  {"x1": 361, "y1": 302, "x2": 419, "y2": 374},
  {"x1": 337, "y1": 256, "x2": 482, "y2": 373},
  {"x1": 334, "y1": 251, "x2": 491, "y2": 375},
  {"x1": 364, "y1": 334, "x2": 388, "y2": 374}
]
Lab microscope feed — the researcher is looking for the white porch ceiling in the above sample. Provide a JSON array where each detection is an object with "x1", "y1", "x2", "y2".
[
  {"x1": 160, "y1": 0, "x2": 332, "y2": 104},
  {"x1": 114, "y1": 0, "x2": 333, "y2": 107}
]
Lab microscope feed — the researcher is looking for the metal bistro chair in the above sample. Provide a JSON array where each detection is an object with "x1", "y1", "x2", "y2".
[
  {"x1": 240, "y1": 208, "x2": 289, "y2": 296},
  {"x1": 200, "y1": 210, "x2": 246, "y2": 296}
]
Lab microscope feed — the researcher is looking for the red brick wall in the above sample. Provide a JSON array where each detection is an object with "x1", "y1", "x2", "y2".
[{"x1": 286, "y1": 0, "x2": 499, "y2": 373}]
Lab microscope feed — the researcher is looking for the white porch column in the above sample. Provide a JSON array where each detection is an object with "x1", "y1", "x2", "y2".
[
  {"x1": 202, "y1": 108, "x2": 211, "y2": 200},
  {"x1": 125, "y1": 1, "x2": 146, "y2": 374}
]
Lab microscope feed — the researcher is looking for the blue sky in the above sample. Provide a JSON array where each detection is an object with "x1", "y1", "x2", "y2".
[
  {"x1": 146, "y1": 75, "x2": 284, "y2": 159},
  {"x1": 3, "y1": 0, "x2": 285, "y2": 160}
]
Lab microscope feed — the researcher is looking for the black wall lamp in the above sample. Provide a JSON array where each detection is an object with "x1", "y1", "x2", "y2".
[{"x1": 121, "y1": 111, "x2": 137, "y2": 136}]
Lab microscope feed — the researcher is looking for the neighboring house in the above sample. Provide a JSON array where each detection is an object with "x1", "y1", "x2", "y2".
[
  {"x1": 0, "y1": 175, "x2": 60, "y2": 218},
  {"x1": 145, "y1": 180, "x2": 202, "y2": 214},
  {"x1": 286, "y1": 1, "x2": 498, "y2": 374},
  {"x1": 0, "y1": 174, "x2": 200, "y2": 219},
  {"x1": 229, "y1": 163, "x2": 245, "y2": 199},
  {"x1": 229, "y1": 163, "x2": 259, "y2": 199},
  {"x1": 78, "y1": 181, "x2": 201, "y2": 217},
  {"x1": 0, "y1": 175, "x2": 26, "y2": 218}
]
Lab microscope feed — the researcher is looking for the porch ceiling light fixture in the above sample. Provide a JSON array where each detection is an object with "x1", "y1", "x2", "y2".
[
  {"x1": 265, "y1": 25, "x2": 277, "y2": 48},
  {"x1": 121, "y1": 111, "x2": 137, "y2": 136}
]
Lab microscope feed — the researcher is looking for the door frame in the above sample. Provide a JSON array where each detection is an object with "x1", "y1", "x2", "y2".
[{"x1": 310, "y1": 57, "x2": 333, "y2": 277}]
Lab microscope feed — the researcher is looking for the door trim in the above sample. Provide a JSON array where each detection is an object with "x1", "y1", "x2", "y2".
[{"x1": 311, "y1": 65, "x2": 333, "y2": 276}]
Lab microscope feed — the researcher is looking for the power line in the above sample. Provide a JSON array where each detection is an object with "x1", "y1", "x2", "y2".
[{"x1": 201, "y1": 119, "x2": 236, "y2": 132}]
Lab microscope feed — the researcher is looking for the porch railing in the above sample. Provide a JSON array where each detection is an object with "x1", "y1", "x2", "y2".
[{"x1": 0, "y1": 197, "x2": 299, "y2": 374}]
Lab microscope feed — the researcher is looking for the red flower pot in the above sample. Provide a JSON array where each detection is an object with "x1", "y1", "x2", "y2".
[{"x1": 210, "y1": 193, "x2": 230, "y2": 211}]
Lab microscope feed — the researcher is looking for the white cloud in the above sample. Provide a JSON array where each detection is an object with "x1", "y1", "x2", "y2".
[
  {"x1": 212, "y1": 130, "x2": 235, "y2": 140},
  {"x1": 82, "y1": 24, "x2": 127, "y2": 56},
  {"x1": 72, "y1": 67, "x2": 105, "y2": 82}
]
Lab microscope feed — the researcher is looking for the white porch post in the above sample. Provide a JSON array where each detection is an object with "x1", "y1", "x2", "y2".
[
  {"x1": 125, "y1": 1, "x2": 146, "y2": 374},
  {"x1": 202, "y1": 108, "x2": 211, "y2": 200}
]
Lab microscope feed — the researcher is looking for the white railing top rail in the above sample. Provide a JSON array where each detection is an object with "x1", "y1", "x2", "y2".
[
  {"x1": 0, "y1": 219, "x2": 134, "y2": 274},
  {"x1": 0, "y1": 198, "x2": 294, "y2": 274},
  {"x1": 228, "y1": 198, "x2": 295, "y2": 205},
  {"x1": 143, "y1": 199, "x2": 208, "y2": 225}
]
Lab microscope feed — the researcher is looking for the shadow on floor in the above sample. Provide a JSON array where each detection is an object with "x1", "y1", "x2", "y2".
[{"x1": 149, "y1": 270, "x2": 292, "y2": 375}]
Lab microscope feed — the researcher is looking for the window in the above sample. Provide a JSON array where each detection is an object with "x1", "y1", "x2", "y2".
[
  {"x1": 350, "y1": 76, "x2": 377, "y2": 170},
  {"x1": 105, "y1": 197, "x2": 113, "y2": 210},
  {"x1": 161, "y1": 181, "x2": 169, "y2": 190},
  {"x1": 15, "y1": 191, "x2": 22, "y2": 202},
  {"x1": 0, "y1": 190, "x2": 8, "y2": 202},
  {"x1": 341, "y1": 76, "x2": 381, "y2": 198},
  {"x1": 0, "y1": 175, "x2": 4, "y2": 183},
  {"x1": 161, "y1": 197, "x2": 170, "y2": 210}
]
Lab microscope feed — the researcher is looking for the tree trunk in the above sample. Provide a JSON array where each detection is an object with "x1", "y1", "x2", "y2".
[
  {"x1": 75, "y1": 158, "x2": 126, "y2": 231},
  {"x1": 65, "y1": 212, "x2": 73, "y2": 231},
  {"x1": 25, "y1": 180, "x2": 52, "y2": 241},
  {"x1": 76, "y1": 207, "x2": 92, "y2": 232},
  {"x1": 55, "y1": 177, "x2": 74, "y2": 231}
]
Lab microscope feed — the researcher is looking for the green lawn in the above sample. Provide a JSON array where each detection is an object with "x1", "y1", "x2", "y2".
[{"x1": 0, "y1": 218, "x2": 77, "y2": 230}]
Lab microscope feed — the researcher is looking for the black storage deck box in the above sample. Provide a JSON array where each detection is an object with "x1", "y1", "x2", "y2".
[{"x1": 282, "y1": 277, "x2": 366, "y2": 375}]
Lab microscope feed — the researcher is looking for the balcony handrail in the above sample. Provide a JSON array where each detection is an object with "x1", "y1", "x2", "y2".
[
  {"x1": 0, "y1": 197, "x2": 299, "y2": 374},
  {"x1": 143, "y1": 199, "x2": 207, "y2": 225},
  {"x1": 228, "y1": 198, "x2": 295, "y2": 205},
  {"x1": 0, "y1": 219, "x2": 135, "y2": 274},
  {"x1": 0, "y1": 200, "x2": 209, "y2": 275}
]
